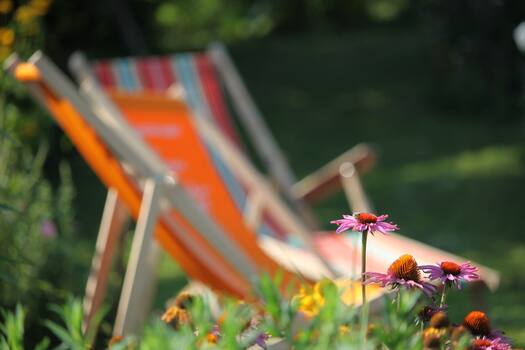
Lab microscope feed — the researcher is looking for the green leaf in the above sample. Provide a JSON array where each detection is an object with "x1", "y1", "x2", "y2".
[
  {"x1": 34, "y1": 337, "x2": 50, "y2": 350},
  {"x1": 44, "y1": 321, "x2": 81, "y2": 350}
]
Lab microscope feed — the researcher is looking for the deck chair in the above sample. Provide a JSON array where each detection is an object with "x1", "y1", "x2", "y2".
[
  {"x1": 85, "y1": 43, "x2": 377, "y2": 229},
  {"x1": 6, "y1": 53, "x2": 499, "y2": 338},
  {"x1": 72, "y1": 51, "x2": 501, "y2": 330},
  {"x1": 5, "y1": 52, "x2": 386, "y2": 337},
  {"x1": 72, "y1": 54, "x2": 501, "y2": 313},
  {"x1": 77, "y1": 48, "x2": 500, "y2": 284}
]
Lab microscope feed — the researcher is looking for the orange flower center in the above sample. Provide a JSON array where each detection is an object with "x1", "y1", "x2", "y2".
[
  {"x1": 430, "y1": 311, "x2": 450, "y2": 329},
  {"x1": 388, "y1": 254, "x2": 420, "y2": 282},
  {"x1": 356, "y1": 213, "x2": 377, "y2": 224},
  {"x1": 463, "y1": 311, "x2": 492, "y2": 336},
  {"x1": 470, "y1": 339, "x2": 492, "y2": 349},
  {"x1": 441, "y1": 261, "x2": 462, "y2": 275}
]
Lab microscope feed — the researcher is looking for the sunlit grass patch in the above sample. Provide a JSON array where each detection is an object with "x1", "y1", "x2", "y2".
[{"x1": 396, "y1": 145, "x2": 524, "y2": 183}]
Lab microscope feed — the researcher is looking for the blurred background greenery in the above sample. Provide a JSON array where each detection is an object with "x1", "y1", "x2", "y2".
[{"x1": 2, "y1": 0, "x2": 525, "y2": 346}]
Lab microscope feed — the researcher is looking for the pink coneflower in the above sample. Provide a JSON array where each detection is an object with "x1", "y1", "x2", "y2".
[
  {"x1": 469, "y1": 337, "x2": 511, "y2": 350},
  {"x1": 364, "y1": 254, "x2": 437, "y2": 296},
  {"x1": 420, "y1": 261, "x2": 479, "y2": 289},
  {"x1": 330, "y1": 213, "x2": 399, "y2": 235},
  {"x1": 331, "y1": 212, "x2": 399, "y2": 333}
]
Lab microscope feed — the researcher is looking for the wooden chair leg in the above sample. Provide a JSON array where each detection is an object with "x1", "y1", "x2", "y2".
[
  {"x1": 83, "y1": 188, "x2": 129, "y2": 334},
  {"x1": 339, "y1": 162, "x2": 372, "y2": 213},
  {"x1": 113, "y1": 179, "x2": 161, "y2": 336}
]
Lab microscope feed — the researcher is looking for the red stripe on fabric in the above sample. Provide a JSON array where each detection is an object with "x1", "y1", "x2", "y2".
[
  {"x1": 135, "y1": 58, "x2": 155, "y2": 91},
  {"x1": 159, "y1": 57, "x2": 176, "y2": 90},
  {"x1": 94, "y1": 61, "x2": 115, "y2": 88},
  {"x1": 194, "y1": 54, "x2": 242, "y2": 147}
]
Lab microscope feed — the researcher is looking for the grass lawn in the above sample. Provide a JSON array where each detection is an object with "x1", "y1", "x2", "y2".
[{"x1": 71, "y1": 25, "x2": 525, "y2": 344}]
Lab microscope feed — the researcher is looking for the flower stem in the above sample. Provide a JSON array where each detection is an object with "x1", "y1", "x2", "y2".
[
  {"x1": 360, "y1": 230, "x2": 369, "y2": 342},
  {"x1": 361, "y1": 230, "x2": 368, "y2": 307},
  {"x1": 396, "y1": 290, "x2": 401, "y2": 311},
  {"x1": 439, "y1": 283, "x2": 448, "y2": 308}
]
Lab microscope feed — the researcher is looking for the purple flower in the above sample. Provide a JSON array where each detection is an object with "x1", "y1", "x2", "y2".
[
  {"x1": 364, "y1": 254, "x2": 436, "y2": 296},
  {"x1": 254, "y1": 332, "x2": 270, "y2": 349},
  {"x1": 40, "y1": 219, "x2": 57, "y2": 238},
  {"x1": 469, "y1": 337, "x2": 511, "y2": 350},
  {"x1": 420, "y1": 261, "x2": 479, "y2": 289},
  {"x1": 330, "y1": 212, "x2": 399, "y2": 235}
]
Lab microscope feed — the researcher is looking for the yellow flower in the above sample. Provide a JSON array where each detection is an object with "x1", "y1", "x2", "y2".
[
  {"x1": 15, "y1": 6, "x2": 37, "y2": 24},
  {"x1": 292, "y1": 283, "x2": 326, "y2": 317},
  {"x1": 28, "y1": 0, "x2": 51, "y2": 16},
  {"x1": 0, "y1": 46, "x2": 11, "y2": 61},
  {"x1": 339, "y1": 324, "x2": 351, "y2": 335},
  {"x1": 0, "y1": 28, "x2": 15, "y2": 46},
  {"x1": 0, "y1": 0, "x2": 12, "y2": 14}
]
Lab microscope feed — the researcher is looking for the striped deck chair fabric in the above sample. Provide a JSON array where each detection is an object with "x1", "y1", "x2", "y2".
[
  {"x1": 91, "y1": 53, "x2": 290, "y2": 239},
  {"x1": 92, "y1": 53, "x2": 240, "y2": 145}
]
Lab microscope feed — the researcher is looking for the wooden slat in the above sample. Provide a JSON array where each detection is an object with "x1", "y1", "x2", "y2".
[
  {"x1": 292, "y1": 143, "x2": 377, "y2": 204},
  {"x1": 83, "y1": 189, "x2": 128, "y2": 333},
  {"x1": 339, "y1": 162, "x2": 372, "y2": 213},
  {"x1": 114, "y1": 179, "x2": 161, "y2": 336},
  {"x1": 243, "y1": 190, "x2": 265, "y2": 231}
]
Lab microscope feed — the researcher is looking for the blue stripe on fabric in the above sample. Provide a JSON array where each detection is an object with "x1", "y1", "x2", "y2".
[
  {"x1": 112, "y1": 61, "x2": 126, "y2": 90},
  {"x1": 173, "y1": 54, "x2": 248, "y2": 207},
  {"x1": 114, "y1": 58, "x2": 137, "y2": 91}
]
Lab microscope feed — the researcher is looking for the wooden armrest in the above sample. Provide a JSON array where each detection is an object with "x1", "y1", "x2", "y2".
[{"x1": 291, "y1": 143, "x2": 377, "y2": 204}]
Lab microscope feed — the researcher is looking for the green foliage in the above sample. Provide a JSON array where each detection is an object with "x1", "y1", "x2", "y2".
[
  {"x1": 152, "y1": 0, "x2": 274, "y2": 51},
  {"x1": 44, "y1": 297, "x2": 91, "y2": 350},
  {"x1": 0, "y1": 9, "x2": 81, "y2": 340},
  {"x1": 0, "y1": 130, "x2": 78, "y2": 307},
  {"x1": 0, "y1": 304, "x2": 50, "y2": 350},
  {"x1": 0, "y1": 305, "x2": 26, "y2": 350}
]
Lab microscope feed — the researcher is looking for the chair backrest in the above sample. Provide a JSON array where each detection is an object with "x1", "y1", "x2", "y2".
[{"x1": 87, "y1": 46, "x2": 317, "y2": 228}]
